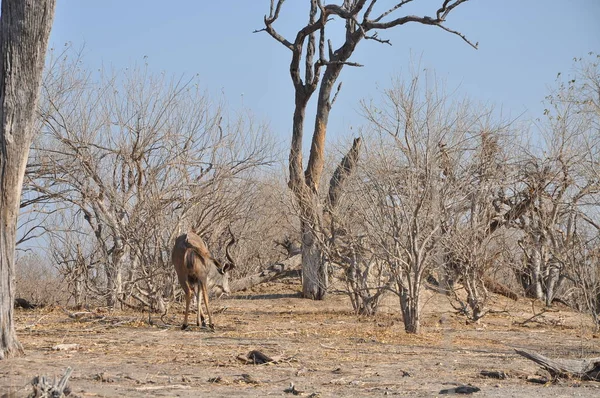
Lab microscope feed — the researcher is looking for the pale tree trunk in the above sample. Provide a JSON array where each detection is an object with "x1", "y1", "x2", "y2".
[
  {"x1": 74, "y1": 277, "x2": 84, "y2": 309},
  {"x1": 394, "y1": 258, "x2": 424, "y2": 334},
  {"x1": 545, "y1": 259, "x2": 559, "y2": 307},
  {"x1": 465, "y1": 276, "x2": 485, "y2": 321},
  {"x1": 301, "y1": 220, "x2": 327, "y2": 299},
  {"x1": 106, "y1": 246, "x2": 125, "y2": 308},
  {"x1": 0, "y1": 0, "x2": 55, "y2": 359},
  {"x1": 73, "y1": 244, "x2": 85, "y2": 308},
  {"x1": 530, "y1": 246, "x2": 544, "y2": 300}
]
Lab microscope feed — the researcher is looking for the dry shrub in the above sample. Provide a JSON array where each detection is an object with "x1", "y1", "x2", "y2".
[{"x1": 15, "y1": 252, "x2": 68, "y2": 307}]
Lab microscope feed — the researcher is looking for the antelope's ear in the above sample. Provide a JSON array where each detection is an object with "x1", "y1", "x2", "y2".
[{"x1": 222, "y1": 263, "x2": 235, "y2": 272}]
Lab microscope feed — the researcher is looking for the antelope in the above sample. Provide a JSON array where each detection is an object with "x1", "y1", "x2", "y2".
[{"x1": 172, "y1": 229, "x2": 235, "y2": 330}]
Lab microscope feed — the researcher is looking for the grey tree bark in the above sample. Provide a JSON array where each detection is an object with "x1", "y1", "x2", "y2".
[{"x1": 0, "y1": 0, "x2": 55, "y2": 359}]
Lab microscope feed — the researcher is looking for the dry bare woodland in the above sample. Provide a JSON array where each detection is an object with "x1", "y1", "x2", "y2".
[
  {"x1": 4, "y1": 52, "x2": 599, "y2": 397},
  {"x1": 1, "y1": 0, "x2": 600, "y2": 397}
]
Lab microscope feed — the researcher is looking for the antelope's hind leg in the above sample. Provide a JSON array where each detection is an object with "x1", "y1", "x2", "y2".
[
  {"x1": 181, "y1": 284, "x2": 193, "y2": 330},
  {"x1": 201, "y1": 283, "x2": 214, "y2": 330},
  {"x1": 196, "y1": 284, "x2": 207, "y2": 328}
]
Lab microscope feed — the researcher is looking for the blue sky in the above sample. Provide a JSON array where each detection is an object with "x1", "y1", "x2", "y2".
[{"x1": 49, "y1": 1, "x2": 600, "y2": 151}]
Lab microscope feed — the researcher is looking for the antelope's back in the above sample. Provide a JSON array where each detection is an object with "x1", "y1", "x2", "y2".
[
  {"x1": 172, "y1": 232, "x2": 212, "y2": 274},
  {"x1": 183, "y1": 232, "x2": 211, "y2": 258}
]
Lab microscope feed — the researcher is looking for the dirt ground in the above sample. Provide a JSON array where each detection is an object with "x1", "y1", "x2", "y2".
[{"x1": 2, "y1": 279, "x2": 600, "y2": 397}]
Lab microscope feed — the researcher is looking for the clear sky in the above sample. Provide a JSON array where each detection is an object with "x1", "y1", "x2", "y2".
[{"x1": 49, "y1": 1, "x2": 600, "y2": 151}]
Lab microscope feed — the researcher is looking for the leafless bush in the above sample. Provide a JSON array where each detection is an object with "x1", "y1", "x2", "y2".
[
  {"x1": 513, "y1": 54, "x2": 600, "y2": 308},
  {"x1": 349, "y1": 71, "x2": 491, "y2": 332},
  {"x1": 440, "y1": 126, "x2": 523, "y2": 321},
  {"x1": 25, "y1": 48, "x2": 278, "y2": 310},
  {"x1": 15, "y1": 253, "x2": 67, "y2": 307}
]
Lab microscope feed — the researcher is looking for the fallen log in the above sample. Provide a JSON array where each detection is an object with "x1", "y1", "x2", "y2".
[
  {"x1": 515, "y1": 349, "x2": 600, "y2": 381},
  {"x1": 230, "y1": 255, "x2": 301, "y2": 293}
]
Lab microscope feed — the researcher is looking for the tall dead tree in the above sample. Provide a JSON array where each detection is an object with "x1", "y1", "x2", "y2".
[
  {"x1": 259, "y1": 0, "x2": 477, "y2": 299},
  {"x1": 0, "y1": 0, "x2": 56, "y2": 359}
]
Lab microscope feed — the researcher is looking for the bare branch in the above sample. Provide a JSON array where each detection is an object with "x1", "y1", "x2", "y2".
[
  {"x1": 372, "y1": 0, "x2": 415, "y2": 23},
  {"x1": 256, "y1": 18, "x2": 293, "y2": 51},
  {"x1": 360, "y1": 1, "x2": 475, "y2": 49},
  {"x1": 436, "y1": 23, "x2": 478, "y2": 49},
  {"x1": 437, "y1": 0, "x2": 470, "y2": 21},
  {"x1": 330, "y1": 82, "x2": 343, "y2": 108},
  {"x1": 305, "y1": 0, "x2": 319, "y2": 85},
  {"x1": 364, "y1": 0, "x2": 378, "y2": 20},
  {"x1": 322, "y1": 60, "x2": 364, "y2": 67},
  {"x1": 365, "y1": 15, "x2": 436, "y2": 30},
  {"x1": 365, "y1": 31, "x2": 391, "y2": 46},
  {"x1": 268, "y1": 0, "x2": 286, "y2": 22},
  {"x1": 255, "y1": 0, "x2": 294, "y2": 51}
]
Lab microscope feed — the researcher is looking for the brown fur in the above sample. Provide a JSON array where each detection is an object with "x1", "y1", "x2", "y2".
[{"x1": 172, "y1": 231, "x2": 235, "y2": 330}]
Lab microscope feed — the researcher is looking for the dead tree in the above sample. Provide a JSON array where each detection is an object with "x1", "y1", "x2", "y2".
[
  {"x1": 0, "y1": 0, "x2": 56, "y2": 360},
  {"x1": 258, "y1": 0, "x2": 477, "y2": 300},
  {"x1": 516, "y1": 349, "x2": 600, "y2": 381}
]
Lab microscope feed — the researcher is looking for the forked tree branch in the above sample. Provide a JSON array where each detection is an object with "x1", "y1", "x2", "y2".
[
  {"x1": 437, "y1": 0, "x2": 470, "y2": 21},
  {"x1": 257, "y1": 0, "x2": 477, "y2": 199}
]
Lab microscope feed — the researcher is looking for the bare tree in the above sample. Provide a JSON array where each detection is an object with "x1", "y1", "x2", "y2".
[
  {"x1": 441, "y1": 128, "x2": 520, "y2": 320},
  {"x1": 0, "y1": 0, "x2": 55, "y2": 359},
  {"x1": 258, "y1": 0, "x2": 477, "y2": 299},
  {"x1": 512, "y1": 55, "x2": 600, "y2": 314},
  {"x1": 513, "y1": 60, "x2": 600, "y2": 307},
  {"x1": 26, "y1": 53, "x2": 276, "y2": 310},
  {"x1": 356, "y1": 72, "x2": 489, "y2": 332}
]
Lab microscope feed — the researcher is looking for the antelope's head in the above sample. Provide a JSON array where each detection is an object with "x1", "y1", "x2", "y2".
[{"x1": 209, "y1": 228, "x2": 236, "y2": 296}]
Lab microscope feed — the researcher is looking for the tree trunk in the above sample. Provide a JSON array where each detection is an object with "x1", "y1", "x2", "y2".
[
  {"x1": 399, "y1": 283, "x2": 420, "y2": 334},
  {"x1": 545, "y1": 259, "x2": 560, "y2": 307},
  {"x1": 465, "y1": 277, "x2": 485, "y2": 321},
  {"x1": 289, "y1": 40, "x2": 360, "y2": 300},
  {"x1": 105, "y1": 241, "x2": 125, "y2": 307},
  {"x1": 0, "y1": 0, "x2": 55, "y2": 359},
  {"x1": 105, "y1": 261, "x2": 123, "y2": 308},
  {"x1": 519, "y1": 246, "x2": 545, "y2": 300},
  {"x1": 74, "y1": 276, "x2": 83, "y2": 309},
  {"x1": 301, "y1": 222, "x2": 327, "y2": 300},
  {"x1": 531, "y1": 247, "x2": 544, "y2": 300}
]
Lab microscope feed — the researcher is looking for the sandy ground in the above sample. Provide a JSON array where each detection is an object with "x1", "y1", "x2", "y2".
[{"x1": 2, "y1": 279, "x2": 600, "y2": 397}]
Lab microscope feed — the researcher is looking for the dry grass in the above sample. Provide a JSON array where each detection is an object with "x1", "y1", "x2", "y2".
[{"x1": 1, "y1": 279, "x2": 600, "y2": 397}]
